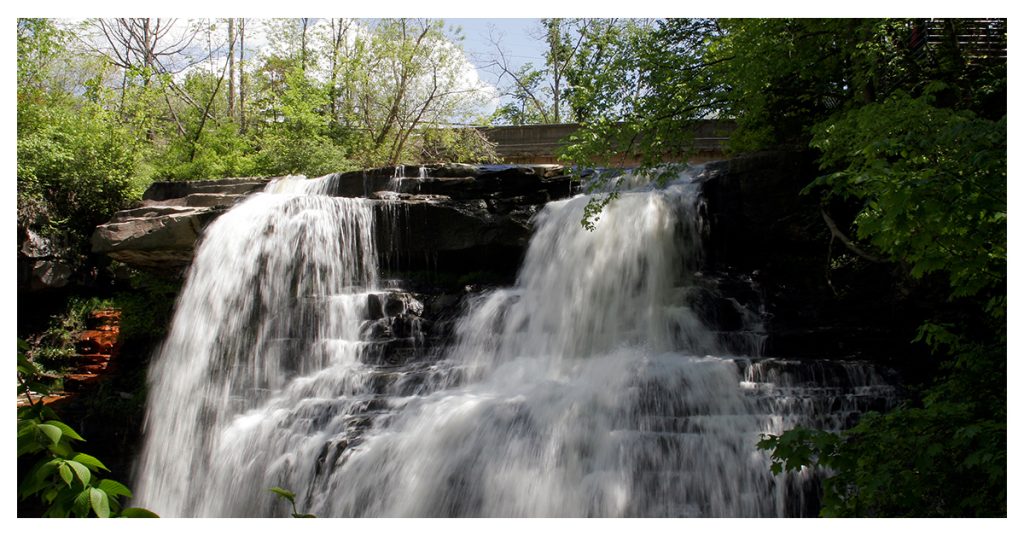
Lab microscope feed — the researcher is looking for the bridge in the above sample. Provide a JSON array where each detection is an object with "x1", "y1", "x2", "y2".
[{"x1": 479, "y1": 120, "x2": 735, "y2": 165}]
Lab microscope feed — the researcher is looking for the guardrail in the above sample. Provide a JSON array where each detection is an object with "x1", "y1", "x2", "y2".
[{"x1": 479, "y1": 120, "x2": 736, "y2": 165}]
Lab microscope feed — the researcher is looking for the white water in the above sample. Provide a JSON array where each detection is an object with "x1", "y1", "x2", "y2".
[
  {"x1": 305, "y1": 178, "x2": 812, "y2": 517},
  {"x1": 133, "y1": 175, "x2": 380, "y2": 516},
  {"x1": 134, "y1": 170, "x2": 892, "y2": 517}
]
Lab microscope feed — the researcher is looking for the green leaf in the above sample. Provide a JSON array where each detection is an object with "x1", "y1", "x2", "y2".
[
  {"x1": 67, "y1": 460, "x2": 91, "y2": 486},
  {"x1": 269, "y1": 486, "x2": 296, "y2": 502},
  {"x1": 120, "y1": 507, "x2": 160, "y2": 518},
  {"x1": 90, "y1": 487, "x2": 111, "y2": 518},
  {"x1": 59, "y1": 463, "x2": 73, "y2": 486},
  {"x1": 97, "y1": 479, "x2": 132, "y2": 499},
  {"x1": 37, "y1": 423, "x2": 63, "y2": 445},
  {"x1": 46, "y1": 420, "x2": 85, "y2": 442},
  {"x1": 73, "y1": 489, "x2": 92, "y2": 517},
  {"x1": 72, "y1": 452, "x2": 108, "y2": 472},
  {"x1": 17, "y1": 433, "x2": 43, "y2": 457},
  {"x1": 48, "y1": 440, "x2": 73, "y2": 458}
]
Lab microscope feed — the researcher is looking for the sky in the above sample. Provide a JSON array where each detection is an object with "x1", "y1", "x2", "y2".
[{"x1": 445, "y1": 18, "x2": 547, "y2": 88}]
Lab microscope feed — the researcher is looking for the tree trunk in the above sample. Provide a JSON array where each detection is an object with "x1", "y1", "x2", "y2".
[
  {"x1": 239, "y1": 18, "x2": 247, "y2": 133},
  {"x1": 142, "y1": 19, "x2": 156, "y2": 140},
  {"x1": 228, "y1": 18, "x2": 235, "y2": 120},
  {"x1": 300, "y1": 18, "x2": 310, "y2": 71}
]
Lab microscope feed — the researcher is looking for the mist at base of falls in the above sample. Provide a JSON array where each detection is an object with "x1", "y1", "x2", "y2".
[{"x1": 133, "y1": 170, "x2": 897, "y2": 517}]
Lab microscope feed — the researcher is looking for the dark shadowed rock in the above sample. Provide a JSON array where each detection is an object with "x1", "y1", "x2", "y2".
[
  {"x1": 142, "y1": 177, "x2": 273, "y2": 201},
  {"x1": 30, "y1": 259, "x2": 74, "y2": 289},
  {"x1": 17, "y1": 228, "x2": 74, "y2": 290},
  {"x1": 696, "y1": 151, "x2": 922, "y2": 361},
  {"x1": 375, "y1": 197, "x2": 537, "y2": 256},
  {"x1": 321, "y1": 164, "x2": 575, "y2": 200}
]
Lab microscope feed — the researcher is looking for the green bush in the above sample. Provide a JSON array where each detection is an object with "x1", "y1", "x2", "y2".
[
  {"x1": 18, "y1": 96, "x2": 143, "y2": 260},
  {"x1": 17, "y1": 340, "x2": 158, "y2": 518}
]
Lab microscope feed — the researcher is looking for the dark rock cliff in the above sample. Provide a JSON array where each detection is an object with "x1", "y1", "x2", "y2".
[
  {"x1": 91, "y1": 155, "x2": 921, "y2": 362},
  {"x1": 696, "y1": 151, "x2": 925, "y2": 363}
]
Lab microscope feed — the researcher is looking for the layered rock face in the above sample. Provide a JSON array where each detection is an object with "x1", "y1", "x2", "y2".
[
  {"x1": 91, "y1": 178, "x2": 271, "y2": 269},
  {"x1": 92, "y1": 155, "x2": 915, "y2": 362},
  {"x1": 92, "y1": 165, "x2": 575, "y2": 275}
]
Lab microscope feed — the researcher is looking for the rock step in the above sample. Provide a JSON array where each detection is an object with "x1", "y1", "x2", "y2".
[
  {"x1": 17, "y1": 310, "x2": 121, "y2": 409},
  {"x1": 142, "y1": 177, "x2": 273, "y2": 201}
]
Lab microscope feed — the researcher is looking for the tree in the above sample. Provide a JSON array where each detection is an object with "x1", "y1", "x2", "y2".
[
  {"x1": 17, "y1": 18, "x2": 144, "y2": 268},
  {"x1": 334, "y1": 18, "x2": 491, "y2": 165},
  {"x1": 484, "y1": 18, "x2": 595, "y2": 125}
]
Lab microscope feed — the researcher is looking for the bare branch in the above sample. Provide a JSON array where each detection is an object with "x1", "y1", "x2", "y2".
[{"x1": 821, "y1": 209, "x2": 884, "y2": 263}]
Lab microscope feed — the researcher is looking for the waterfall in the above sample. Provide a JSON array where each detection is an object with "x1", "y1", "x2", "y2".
[
  {"x1": 133, "y1": 169, "x2": 896, "y2": 517},
  {"x1": 133, "y1": 175, "x2": 380, "y2": 516}
]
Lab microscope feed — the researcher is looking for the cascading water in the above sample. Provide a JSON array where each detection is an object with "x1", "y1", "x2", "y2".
[
  {"x1": 133, "y1": 175, "x2": 381, "y2": 516},
  {"x1": 133, "y1": 168, "x2": 896, "y2": 517},
  {"x1": 302, "y1": 176, "x2": 820, "y2": 517}
]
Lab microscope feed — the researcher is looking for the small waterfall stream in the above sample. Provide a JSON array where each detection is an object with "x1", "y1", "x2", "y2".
[{"x1": 133, "y1": 169, "x2": 897, "y2": 517}]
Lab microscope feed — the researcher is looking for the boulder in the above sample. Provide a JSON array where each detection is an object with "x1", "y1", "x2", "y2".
[
  {"x1": 30, "y1": 259, "x2": 73, "y2": 289},
  {"x1": 91, "y1": 207, "x2": 224, "y2": 269},
  {"x1": 92, "y1": 177, "x2": 273, "y2": 271},
  {"x1": 17, "y1": 228, "x2": 74, "y2": 291}
]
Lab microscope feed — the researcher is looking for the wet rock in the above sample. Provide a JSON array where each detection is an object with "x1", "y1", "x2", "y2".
[
  {"x1": 366, "y1": 294, "x2": 384, "y2": 319},
  {"x1": 375, "y1": 198, "x2": 536, "y2": 256},
  {"x1": 325, "y1": 164, "x2": 576, "y2": 201},
  {"x1": 360, "y1": 318, "x2": 390, "y2": 340}
]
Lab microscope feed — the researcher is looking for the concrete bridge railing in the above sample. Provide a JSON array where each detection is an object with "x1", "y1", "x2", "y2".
[{"x1": 479, "y1": 120, "x2": 735, "y2": 165}]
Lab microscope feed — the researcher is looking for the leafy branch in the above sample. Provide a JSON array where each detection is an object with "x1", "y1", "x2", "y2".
[
  {"x1": 269, "y1": 487, "x2": 316, "y2": 518},
  {"x1": 17, "y1": 339, "x2": 158, "y2": 518}
]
